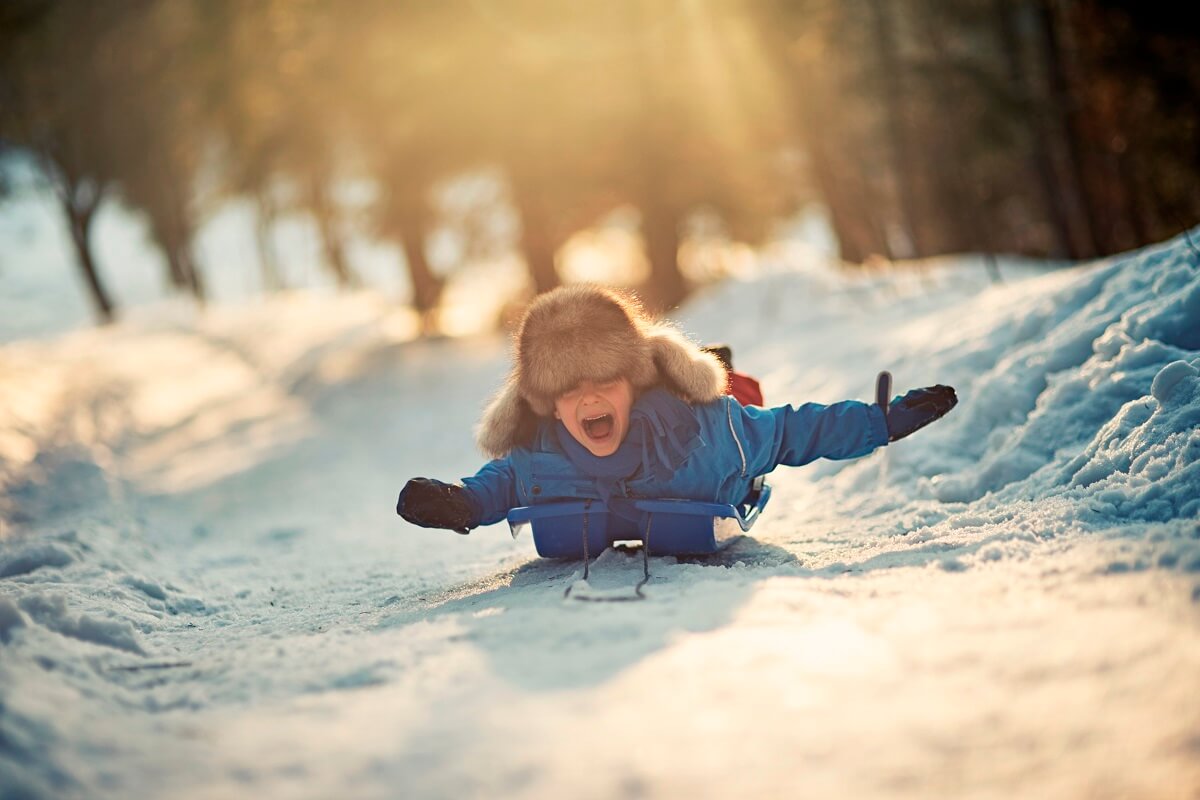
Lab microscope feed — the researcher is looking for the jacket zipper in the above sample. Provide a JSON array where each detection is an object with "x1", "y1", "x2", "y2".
[{"x1": 726, "y1": 397, "x2": 748, "y2": 477}]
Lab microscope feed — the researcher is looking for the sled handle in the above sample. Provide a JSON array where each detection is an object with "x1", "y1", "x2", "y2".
[{"x1": 876, "y1": 370, "x2": 893, "y2": 422}]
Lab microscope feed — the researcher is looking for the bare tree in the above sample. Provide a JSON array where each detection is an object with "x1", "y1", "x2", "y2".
[{"x1": 0, "y1": 1, "x2": 128, "y2": 322}]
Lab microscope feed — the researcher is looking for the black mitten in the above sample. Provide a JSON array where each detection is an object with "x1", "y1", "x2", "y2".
[
  {"x1": 396, "y1": 478, "x2": 475, "y2": 534},
  {"x1": 885, "y1": 385, "x2": 958, "y2": 442}
]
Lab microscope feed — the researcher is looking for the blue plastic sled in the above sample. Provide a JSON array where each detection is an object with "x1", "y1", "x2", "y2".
[{"x1": 506, "y1": 482, "x2": 771, "y2": 559}]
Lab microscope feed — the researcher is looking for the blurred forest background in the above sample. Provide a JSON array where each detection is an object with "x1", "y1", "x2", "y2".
[{"x1": 1, "y1": 0, "x2": 1198, "y2": 329}]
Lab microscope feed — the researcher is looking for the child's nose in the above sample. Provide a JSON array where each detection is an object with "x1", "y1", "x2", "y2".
[{"x1": 580, "y1": 390, "x2": 607, "y2": 406}]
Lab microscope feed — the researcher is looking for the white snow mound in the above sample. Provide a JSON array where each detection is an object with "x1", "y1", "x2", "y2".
[{"x1": 918, "y1": 238, "x2": 1200, "y2": 525}]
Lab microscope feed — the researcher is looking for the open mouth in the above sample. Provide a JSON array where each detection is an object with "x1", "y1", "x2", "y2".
[{"x1": 581, "y1": 413, "x2": 615, "y2": 441}]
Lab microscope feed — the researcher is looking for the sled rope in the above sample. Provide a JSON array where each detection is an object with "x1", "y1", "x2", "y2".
[
  {"x1": 581, "y1": 499, "x2": 591, "y2": 581},
  {"x1": 564, "y1": 501, "x2": 652, "y2": 602},
  {"x1": 633, "y1": 512, "x2": 653, "y2": 599},
  {"x1": 563, "y1": 500, "x2": 592, "y2": 599}
]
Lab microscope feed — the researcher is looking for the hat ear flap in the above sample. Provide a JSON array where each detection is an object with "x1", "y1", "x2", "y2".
[
  {"x1": 476, "y1": 380, "x2": 540, "y2": 458},
  {"x1": 645, "y1": 327, "x2": 729, "y2": 404}
]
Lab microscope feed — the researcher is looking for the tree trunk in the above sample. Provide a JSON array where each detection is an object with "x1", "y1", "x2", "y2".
[
  {"x1": 797, "y1": 86, "x2": 892, "y2": 262},
  {"x1": 151, "y1": 192, "x2": 205, "y2": 303},
  {"x1": 65, "y1": 204, "x2": 115, "y2": 324},
  {"x1": 396, "y1": 207, "x2": 442, "y2": 316},
  {"x1": 254, "y1": 189, "x2": 285, "y2": 292},
  {"x1": 509, "y1": 173, "x2": 561, "y2": 295},
  {"x1": 1120, "y1": 148, "x2": 1156, "y2": 247},
  {"x1": 1034, "y1": 0, "x2": 1100, "y2": 257},
  {"x1": 173, "y1": 190, "x2": 205, "y2": 303},
  {"x1": 522, "y1": 221, "x2": 560, "y2": 296},
  {"x1": 640, "y1": 201, "x2": 687, "y2": 312},
  {"x1": 817, "y1": 167, "x2": 879, "y2": 263},
  {"x1": 309, "y1": 174, "x2": 358, "y2": 290},
  {"x1": 867, "y1": 0, "x2": 923, "y2": 257},
  {"x1": 168, "y1": 245, "x2": 205, "y2": 304},
  {"x1": 162, "y1": 232, "x2": 190, "y2": 289},
  {"x1": 755, "y1": 21, "x2": 891, "y2": 263},
  {"x1": 995, "y1": 0, "x2": 1073, "y2": 257}
]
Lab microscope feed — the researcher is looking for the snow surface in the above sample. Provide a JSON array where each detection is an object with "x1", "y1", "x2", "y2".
[{"x1": 2, "y1": 228, "x2": 1200, "y2": 799}]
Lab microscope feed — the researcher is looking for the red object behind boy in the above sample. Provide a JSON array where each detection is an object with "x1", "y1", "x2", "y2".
[{"x1": 728, "y1": 371, "x2": 764, "y2": 406}]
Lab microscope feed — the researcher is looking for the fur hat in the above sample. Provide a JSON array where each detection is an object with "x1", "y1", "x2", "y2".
[{"x1": 476, "y1": 285, "x2": 728, "y2": 457}]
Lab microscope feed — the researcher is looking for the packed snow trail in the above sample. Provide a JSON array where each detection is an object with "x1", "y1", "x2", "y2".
[{"x1": 2, "y1": 233, "x2": 1199, "y2": 799}]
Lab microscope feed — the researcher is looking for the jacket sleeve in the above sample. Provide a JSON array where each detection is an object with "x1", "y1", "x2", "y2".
[
  {"x1": 732, "y1": 397, "x2": 889, "y2": 477},
  {"x1": 459, "y1": 457, "x2": 520, "y2": 527}
]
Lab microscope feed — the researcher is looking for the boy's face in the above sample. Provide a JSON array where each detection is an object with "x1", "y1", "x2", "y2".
[{"x1": 554, "y1": 377, "x2": 634, "y2": 457}]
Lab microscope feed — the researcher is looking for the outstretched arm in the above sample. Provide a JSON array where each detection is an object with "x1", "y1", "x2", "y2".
[
  {"x1": 733, "y1": 378, "x2": 958, "y2": 475},
  {"x1": 736, "y1": 398, "x2": 890, "y2": 476}
]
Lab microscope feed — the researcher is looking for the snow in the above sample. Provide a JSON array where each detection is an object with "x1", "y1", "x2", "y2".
[{"x1": 1, "y1": 219, "x2": 1199, "y2": 798}]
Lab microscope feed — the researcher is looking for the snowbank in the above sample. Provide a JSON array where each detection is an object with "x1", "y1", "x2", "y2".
[{"x1": 923, "y1": 243, "x2": 1200, "y2": 517}]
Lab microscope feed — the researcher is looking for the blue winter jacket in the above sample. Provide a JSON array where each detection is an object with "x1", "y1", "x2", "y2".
[{"x1": 459, "y1": 389, "x2": 890, "y2": 527}]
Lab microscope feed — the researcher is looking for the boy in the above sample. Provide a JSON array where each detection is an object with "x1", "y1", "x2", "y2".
[{"x1": 397, "y1": 285, "x2": 956, "y2": 534}]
